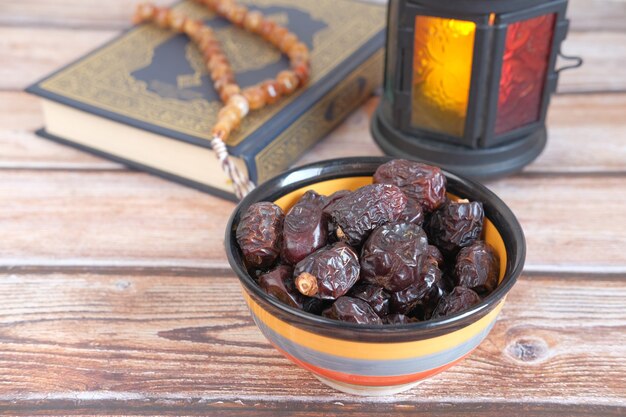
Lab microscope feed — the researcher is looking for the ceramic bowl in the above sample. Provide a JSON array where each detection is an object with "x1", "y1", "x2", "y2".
[{"x1": 225, "y1": 157, "x2": 525, "y2": 396}]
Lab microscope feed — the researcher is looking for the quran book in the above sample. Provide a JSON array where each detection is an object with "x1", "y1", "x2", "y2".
[{"x1": 26, "y1": 0, "x2": 386, "y2": 200}]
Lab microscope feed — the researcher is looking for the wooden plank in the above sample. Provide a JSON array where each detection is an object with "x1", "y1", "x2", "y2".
[
  {"x1": 297, "y1": 93, "x2": 626, "y2": 174},
  {"x1": 0, "y1": 28, "x2": 117, "y2": 92},
  {"x1": 1, "y1": 27, "x2": 626, "y2": 92},
  {"x1": 3, "y1": 92, "x2": 626, "y2": 173},
  {"x1": 0, "y1": 273, "x2": 623, "y2": 415},
  {"x1": 1, "y1": 0, "x2": 624, "y2": 32},
  {"x1": 0, "y1": 170, "x2": 624, "y2": 271}
]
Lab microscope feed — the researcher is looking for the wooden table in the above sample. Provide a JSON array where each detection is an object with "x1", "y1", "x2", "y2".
[{"x1": 1, "y1": 1, "x2": 625, "y2": 415}]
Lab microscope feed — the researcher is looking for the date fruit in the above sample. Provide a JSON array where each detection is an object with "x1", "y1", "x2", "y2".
[
  {"x1": 294, "y1": 242, "x2": 360, "y2": 300},
  {"x1": 428, "y1": 199, "x2": 484, "y2": 254},
  {"x1": 431, "y1": 286, "x2": 481, "y2": 318},
  {"x1": 389, "y1": 255, "x2": 444, "y2": 317},
  {"x1": 322, "y1": 296, "x2": 383, "y2": 325},
  {"x1": 373, "y1": 159, "x2": 446, "y2": 213},
  {"x1": 282, "y1": 190, "x2": 329, "y2": 265},
  {"x1": 236, "y1": 202, "x2": 284, "y2": 269},
  {"x1": 360, "y1": 222, "x2": 429, "y2": 292},
  {"x1": 349, "y1": 283, "x2": 390, "y2": 317},
  {"x1": 399, "y1": 198, "x2": 424, "y2": 226},
  {"x1": 455, "y1": 240, "x2": 499, "y2": 294},
  {"x1": 324, "y1": 184, "x2": 407, "y2": 246},
  {"x1": 259, "y1": 265, "x2": 302, "y2": 309},
  {"x1": 384, "y1": 314, "x2": 418, "y2": 325}
]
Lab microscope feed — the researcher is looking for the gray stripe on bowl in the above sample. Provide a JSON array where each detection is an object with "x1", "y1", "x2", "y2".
[{"x1": 250, "y1": 311, "x2": 496, "y2": 377}]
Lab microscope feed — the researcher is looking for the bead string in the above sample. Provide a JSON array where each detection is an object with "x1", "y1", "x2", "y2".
[{"x1": 133, "y1": 0, "x2": 311, "y2": 199}]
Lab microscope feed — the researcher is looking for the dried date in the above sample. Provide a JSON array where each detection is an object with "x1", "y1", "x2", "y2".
[
  {"x1": 349, "y1": 283, "x2": 390, "y2": 317},
  {"x1": 431, "y1": 286, "x2": 481, "y2": 318},
  {"x1": 389, "y1": 256, "x2": 444, "y2": 317},
  {"x1": 294, "y1": 242, "x2": 360, "y2": 300},
  {"x1": 360, "y1": 222, "x2": 429, "y2": 292},
  {"x1": 259, "y1": 265, "x2": 302, "y2": 309},
  {"x1": 324, "y1": 184, "x2": 407, "y2": 246},
  {"x1": 427, "y1": 199, "x2": 484, "y2": 254},
  {"x1": 322, "y1": 296, "x2": 383, "y2": 324},
  {"x1": 236, "y1": 202, "x2": 284, "y2": 269},
  {"x1": 373, "y1": 159, "x2": 446, "y2": 213},
  {"x1": 384, "y1": 314, "x2": 418, "y2": 325},
  {"x1": 281, "y1": 190, "x2": 329, "y2": 265},
  {"x1": 455, "y1": 240, "x2": 499, "y2": 294},
  {"x1": 398, "y1": 198, "x2": 424, "y2": 226}
]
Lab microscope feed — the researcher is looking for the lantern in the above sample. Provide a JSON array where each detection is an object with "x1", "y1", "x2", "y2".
[{"x1": 371, "y1": 0, "x2": 582, "y2": 178}]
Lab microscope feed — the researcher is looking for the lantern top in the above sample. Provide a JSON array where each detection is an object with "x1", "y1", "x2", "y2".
[{"x1": 407, "y1": 0, "x2": 566, "y2": 15}]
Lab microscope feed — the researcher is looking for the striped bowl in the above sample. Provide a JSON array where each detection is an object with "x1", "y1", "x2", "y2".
[{"x1": 225, "y1": 157, "x2": 525, "y2": 396}]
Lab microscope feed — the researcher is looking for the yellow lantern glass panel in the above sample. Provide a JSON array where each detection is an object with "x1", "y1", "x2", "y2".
[{"x1": 411, "y1": 16, "x2": 476, "y2": 137}]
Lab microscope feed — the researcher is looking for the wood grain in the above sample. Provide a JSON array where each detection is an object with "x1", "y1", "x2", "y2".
[
  {"x1": 0, "y1": 273, "x2": 623, "y2": 415},
  {"x1": 0, "y1": 170, "x2": 624, "y2": 271},
  {"x1": 2, "y1": 27, "x2": 626, "y2": 92},
  {"x1": 3, "y1": 92, "x2": 626, "y2": 173},
  {"x1": 1, "y1": 0, "x2": 624, "y2": 32},
  {"x1": 296, "y1": 93, "x2": 626, "y2": 174}
]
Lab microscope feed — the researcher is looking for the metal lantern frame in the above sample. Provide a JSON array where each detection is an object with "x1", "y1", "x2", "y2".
[{"x1": 372, "y1": 0, "x2": 582, "y2": 179}]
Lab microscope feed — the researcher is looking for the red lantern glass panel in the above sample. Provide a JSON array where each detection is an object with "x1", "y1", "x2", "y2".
[{"x1": 494, "y1": 14, "x2": 556, "y2": 135}]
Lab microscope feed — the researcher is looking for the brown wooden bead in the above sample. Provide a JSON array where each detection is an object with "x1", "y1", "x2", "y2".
[
  {"x1": 218, "y1": 106, "x2": 242, "y2": 128},
  {"x1": 133, "y1": 4, "x2": 156, "y2": 24},
  {"x1": 212, "y1": 120, "x2": 232, "y2": 140},
  {"x1": 276, "y1": 70, "x2": 298, "y2": 95},
  {"x1": 243, "y1": 10, "x2": 263, "y2": 32},
  {"x1": 227, "y1": 94, "x2": 249, "y2": 118},
  {"x1": 220, "y1": 84, "x2": 241, "y2": 103},
  {"x1": 214, "y1": 75, "x2": 235, "y2": 92},
  {"x1": 228, "y1": 5, "x2": 248, "y2": 26},
  {"x1": 183, "y1": 19, "x2": 202, "y2": 38},
  {"x1": 202, "y1": 42, "x2": 222, "y2": 59},
  {"x1": 211, "y1": 64, "x2": 231, "y2": 80},
  {"x1": 208, "y1": 54, "x2": 228, "y2": 70},
  {"x1": 268, "y1": 26, "x2": 288, "y2": 46},
  {"x1": 288, "y1": 42, "x2": 309, "y2": 61},
  {"x1": 261, "y1": 79, "x2": 281, "y2": 105},
  {"x1": 293, "y1": 63, "x2": 310, "y2": 86},
  {"x1": 279, "y1": 32, "x2": 298, "y2": 52},
  {"x1": 243, "y1": 87, "x2": 267, "y2": 110},
  {"x1": 169, "y1": 12, "x2": 186, "y2": 32},
  {"x1": 259, "y1": 20, "x2": 276, "y2": 39},
  {"x1": 155, "y1": 9, "x2": 170, "y2": 28}
]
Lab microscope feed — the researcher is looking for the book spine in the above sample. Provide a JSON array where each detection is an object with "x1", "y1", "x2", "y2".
[{"x1": 249, "y1": 48, "x2": 385, "y2": 184}]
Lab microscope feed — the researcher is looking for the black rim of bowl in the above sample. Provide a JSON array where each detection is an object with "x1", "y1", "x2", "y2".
[{"x1": 225, "y1": 157, "x2": 526, "y2": 342}]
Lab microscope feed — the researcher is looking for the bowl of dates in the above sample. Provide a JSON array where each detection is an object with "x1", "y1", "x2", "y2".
[{"x1": 225, "y1": 157, "x2": 525, "y2": 396}]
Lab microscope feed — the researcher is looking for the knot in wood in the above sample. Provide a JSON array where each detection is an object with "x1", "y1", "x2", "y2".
[{"x1": 507, "y1": 338, "x2": 549, "y2": 363}]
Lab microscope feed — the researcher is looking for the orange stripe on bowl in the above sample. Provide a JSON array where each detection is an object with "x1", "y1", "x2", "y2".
[{"x1": 243, "y1": 290, "x2": 504, "y2": 361}]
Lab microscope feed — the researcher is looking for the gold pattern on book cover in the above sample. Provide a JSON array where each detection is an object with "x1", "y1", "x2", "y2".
[
  {"x1": 39, "y1": 0, "x2": 385, "y2": 147},
  {"x1": 255, "y1": 49, "x2": 384, "y2": 182}
]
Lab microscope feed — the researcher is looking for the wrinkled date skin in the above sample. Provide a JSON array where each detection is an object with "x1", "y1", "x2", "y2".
[
  {"x1": 389, "y1": 256, "x2": 444, "y2": 317},
  {"x1": 294, "y1": 242, "x2": 360, "y2": 300},
  {"x1": 385, "y1": 313, "x2": 418, "y2": 325},
  {"x1": 259, "y1": 265, "x2": 302, "y2": 309},
  {"x1": 373, "y1": 159, "x2": 447, "y2": 213},
  {"x1": 360, "y1": 222, "x2": 429, "y2": 292},
  {"x1": 399, "y1": 198, "x2": 424, "y2": 226},
  {"x1": 428, "y1": 200, "x2": 484, "y2": 254},
  {"x1": 281, "y1": 190, "x2": 329, "y2": 265},
  {"x1": 236, "y1": 202, "x2": 284, "y2": 269},
  {"x1": 455, "y1": 240, "x2": 499, "y2": 294},
  {"x1": 324, "y1": 184, "x2": 407, "y2": 247},
  {"x1": 431, "y1": 286, "x2": 481, "y2": 318},
  {"x1": 322, "y1": 296, "x2": 383, "y2": 324},
  {"x1": 349, "y1": 283, "x2": 390, "y2": 317}
]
